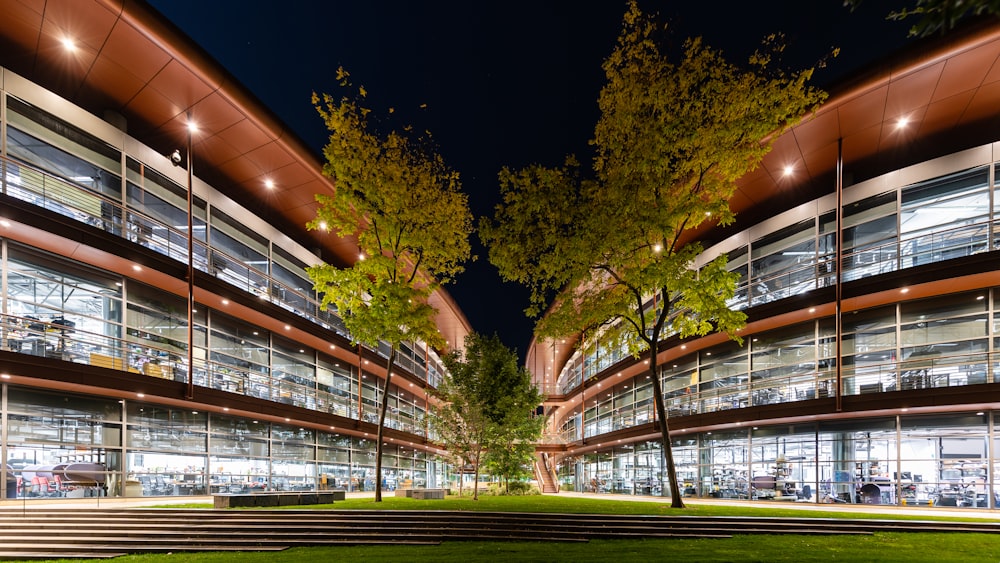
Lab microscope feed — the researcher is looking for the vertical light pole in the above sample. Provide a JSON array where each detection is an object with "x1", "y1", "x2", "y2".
[
  {"x1": 186, "y1": 120, "x2": 195, "y2": 400},
  {"x1": 173, "y1": 118, "x2": 197, "y2": 400},
  {"x1": 835, "y1": 137, "x2": 843, "y2": 413}
]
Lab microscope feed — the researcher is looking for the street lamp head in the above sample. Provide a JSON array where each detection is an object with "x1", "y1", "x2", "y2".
[{"x1": 170, "y1": 149, "x2": 183, "y2": 167}]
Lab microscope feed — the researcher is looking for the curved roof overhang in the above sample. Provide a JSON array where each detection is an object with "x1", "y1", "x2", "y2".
[
  {"x1": 528, "y1": 18, "x2": 1000, "y2": 384},
  {"x1": 0, "y1": 0, "x2": 471, "y2": 351}
]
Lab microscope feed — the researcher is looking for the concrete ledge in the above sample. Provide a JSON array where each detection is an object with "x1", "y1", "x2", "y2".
[
  {"x1": 411, "y1": 489, "x2": 447, "y2": 500},
  {"x1": 213, "y1": 490, "x2": 345, "y2": 508}
]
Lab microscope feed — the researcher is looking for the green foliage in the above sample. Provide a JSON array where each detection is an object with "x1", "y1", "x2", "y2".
[
  {"x1": 847, "y1": 0, "x2": 1000, "y2": 37},
  {"x1": 481, "y1": 1, "x2": 827, "y2": 508},
  {"x1": 307, "y1": 68, "x2": 473, "y2": 502},
  {"x1": 485, "y1": 481, "x2": 540, "y2": 496},
  {"x1": 483, "y1": 1, "x2": 825, "y2": 348},
  {"x1": 430, "y1": 333, "x2": 545, "y2": 497},
  {"x1": 307, "y1": 69, "x2": 473, "y2": 352}
]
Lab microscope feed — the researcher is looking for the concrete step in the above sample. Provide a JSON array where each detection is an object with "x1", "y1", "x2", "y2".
[{"x1": 0, "y1": 507, "x2": 976, "y2": 558}]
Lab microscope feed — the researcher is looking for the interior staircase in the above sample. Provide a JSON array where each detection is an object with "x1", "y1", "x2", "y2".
[{"x1": 534, "y1": 452, "x2": 560, "y2": 493}]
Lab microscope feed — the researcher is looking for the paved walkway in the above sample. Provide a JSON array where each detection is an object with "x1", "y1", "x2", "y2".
[{"x1": 557, "y1": 491, "x2": 1000, "y2": 520}]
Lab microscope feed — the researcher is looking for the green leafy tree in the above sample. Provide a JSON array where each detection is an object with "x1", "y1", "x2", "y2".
[
  {"x1": 481, "y1": 2, "x2": 826, "y2": 508},
  {"x1": 847, "y1": 0, "x2": 1000, "y2": 37},
  {"x1": 431, "y1": 333, "x2": 544, "y2": 499},
  {"x1": 308, "y1": 69, "x2": 473, "y2": 502},
  {"x1": 427, "y1": 365, "x2": 490, "y2": 498},
  {"x1": 482, "y1": 393, "x2": 545, "y2": 492}
]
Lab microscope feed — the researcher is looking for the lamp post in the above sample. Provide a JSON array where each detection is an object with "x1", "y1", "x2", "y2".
[
  {"x1": 172, "y1": 117, "x2": 196, "y2": 400},
  {"x1": 835, "y1": 137, "x2": 843, "y2": 413}
]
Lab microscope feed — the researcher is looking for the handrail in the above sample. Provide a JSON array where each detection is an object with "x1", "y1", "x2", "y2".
[
  {"x1": 0, "y1": 312, "x2": 429, "y2": 434},
  {"x1": 1, "y1": 154, "x2": 447, "y2": 385}
]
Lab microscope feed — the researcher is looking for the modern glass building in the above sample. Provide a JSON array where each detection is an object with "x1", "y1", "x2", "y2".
[
  {"x1": 0, "y1": 1, "x2": 470, "y2": 499},
  {"x1": 528, "y1": 21, "x2": 1000, "y2": 509}
]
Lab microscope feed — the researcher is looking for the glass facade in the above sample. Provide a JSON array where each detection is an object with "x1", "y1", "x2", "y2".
[
  {"x1": 3, "y1": 9, "x2": 1000, "y2": 512},
  {"x1": 560, "y1": 414, "x2": 994, "y2": 508},
  {"x1": 1, "y1": 92, "x2": 445, "y2": 386},
  {"x1": 3, "y1": 387, "x2": 439, "y2": 499},
  {"x1": 0, "y1": 69, "x2": 448, "y2": 499},
  {"x1": 545, "y1": 142, "x2": 1000, "y2": 509}
]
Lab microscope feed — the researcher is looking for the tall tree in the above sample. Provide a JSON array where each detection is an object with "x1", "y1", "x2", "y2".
[
  {"x1": 426, "y1": 358, "x2": 490, "y2": 499},
  {"x1": 431, "y1": 333, "x2": 544, "y2": 499},
  {"x1": 481, "y1": 2, "x2": 826, "y2": 508},
  {"x1": 308, "y1": 69, "x2": 473, "y2": 502},
  {"x1": 482, "y1": 391, "x2": 545, "y2": 492}
]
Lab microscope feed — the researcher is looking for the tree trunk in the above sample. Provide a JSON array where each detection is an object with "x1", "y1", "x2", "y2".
[
  {"x1": 473, "y1": 449, "x2": 481, "y2": 501},
  {"x1": 373, "y1": 345, "x2": 397, "y2": 503},
  {"x1": 648, "y1": 341, "x2": 685, "y2": 508}
]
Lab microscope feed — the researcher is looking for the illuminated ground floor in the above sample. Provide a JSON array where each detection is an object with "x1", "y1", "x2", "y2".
[
  {"x1": 555, "y1": 412, "x2": 998, "y2": 509},
  {"x1": 2, "y1": 385, "x2": 445, "y2": 500}
]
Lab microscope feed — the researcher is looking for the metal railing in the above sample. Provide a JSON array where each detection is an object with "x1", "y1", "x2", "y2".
[
  {"x1": 0, "y1": 311, "x2": 429, "y2": 433},
  {"x1": 2, "y1": 155, "x2": 447, "y2": 385}
]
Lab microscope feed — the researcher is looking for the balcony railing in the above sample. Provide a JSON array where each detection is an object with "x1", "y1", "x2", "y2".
[
  {"x1": 1, "y1": 155, "x2": 445, "y2": 386},
  {"x1": 0, "y1": 312, "x2": 430, "y2": 435}
]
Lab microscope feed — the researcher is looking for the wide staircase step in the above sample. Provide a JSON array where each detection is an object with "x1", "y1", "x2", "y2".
[{"x1": 0, "y1": 508, "x2": 994, "y2": 559}]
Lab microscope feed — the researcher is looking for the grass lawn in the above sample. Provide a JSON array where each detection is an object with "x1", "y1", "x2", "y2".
[
  {"x1": 18, "y1": 534, "x2": 1000, "y2": 563},
  {"x1": 161, "y1": 493, "x2": 994, "y2": 522},
  {"x1": 16, "y1": 495, "x2": 1000, "y2": 562}
]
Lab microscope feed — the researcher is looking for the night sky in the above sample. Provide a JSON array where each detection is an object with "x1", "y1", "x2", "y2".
[{"x1": 146, "y1": 0, "x2": 913, "y2": 359}]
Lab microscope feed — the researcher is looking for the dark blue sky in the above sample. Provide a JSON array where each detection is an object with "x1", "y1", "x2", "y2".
[{"x1": 146, "y1": 0, "x2": 912, "y2": 358}]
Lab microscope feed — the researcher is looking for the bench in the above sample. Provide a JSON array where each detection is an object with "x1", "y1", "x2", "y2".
[
  {"x1": 395, "y1": 488, "x2": 448, "y2": 499},
  {"x1": 412, "y1": 489, "x2": 446, "y2": 499},
  {"x1": 213, "y1": 489, "x2": 345, "y2": 508}
]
